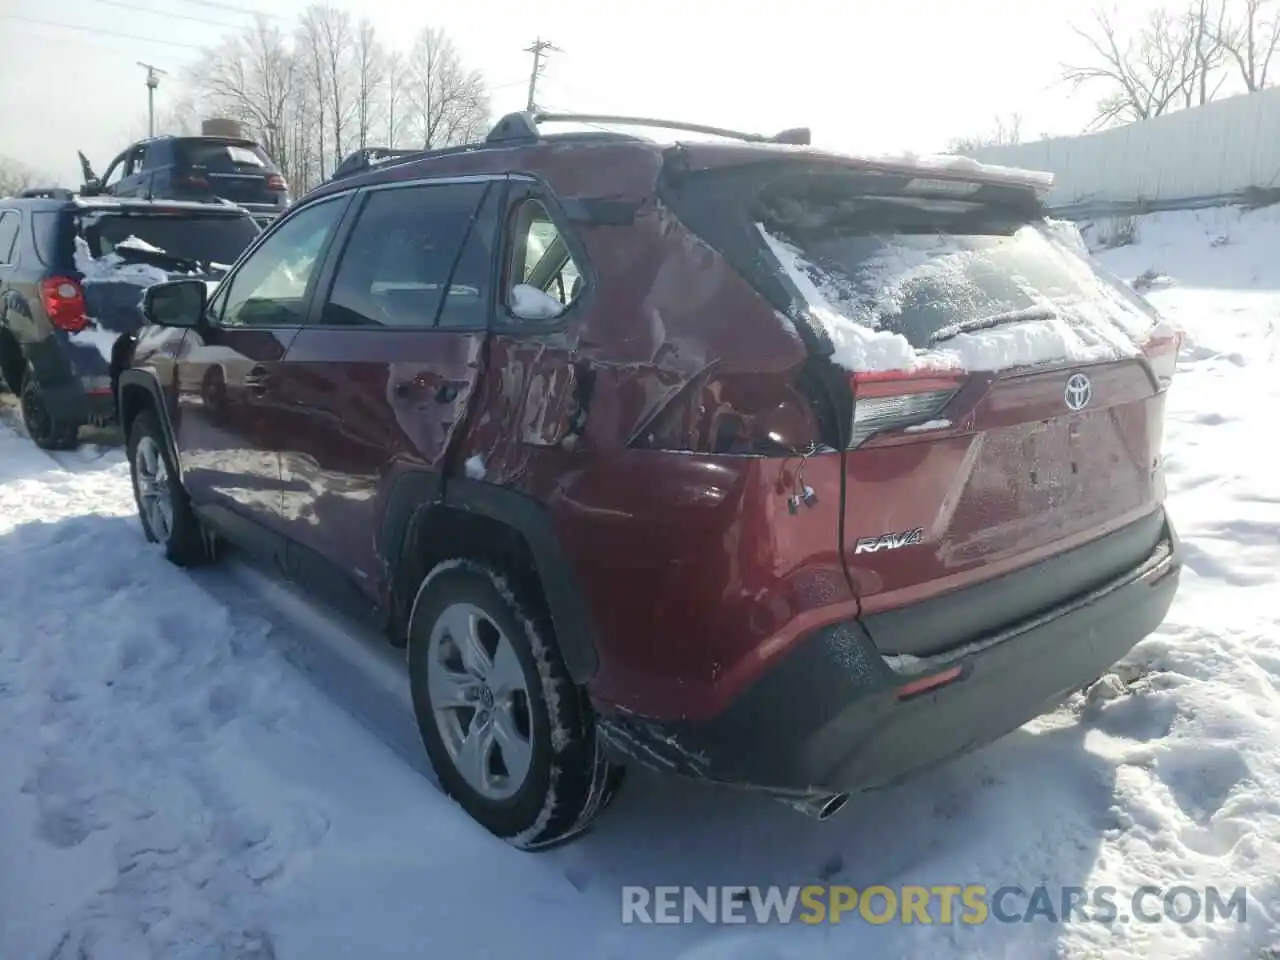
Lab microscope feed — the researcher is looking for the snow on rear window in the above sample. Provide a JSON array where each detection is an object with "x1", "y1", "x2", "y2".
[{"x1": 758, "y1": 216, "x2": 1168, "y2": 375}]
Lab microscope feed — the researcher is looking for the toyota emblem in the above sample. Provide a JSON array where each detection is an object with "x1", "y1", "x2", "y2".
[{"x1": 1064, "y1": 373, "x2": 1092, "y2": 411}]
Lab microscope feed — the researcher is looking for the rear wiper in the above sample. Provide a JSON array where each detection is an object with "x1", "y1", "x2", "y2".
[
  {"x1": 927, "y1": 306, "x2": 1060, "y2": 344},
  {"x1": 112, "y1": 245, "x2": 212, "y2": 276}
]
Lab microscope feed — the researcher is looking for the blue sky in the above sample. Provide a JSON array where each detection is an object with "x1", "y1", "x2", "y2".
[{"x1": 1, "y1": 0, "x2": 1165, "y2": 184}]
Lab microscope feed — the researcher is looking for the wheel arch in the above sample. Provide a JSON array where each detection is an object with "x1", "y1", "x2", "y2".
[
  {"x1": 384, "y1": 473, "x2": 600, "y2": 685},
  {"x1": 117, "y1": 369, "x2": 182, "y2": 477}
]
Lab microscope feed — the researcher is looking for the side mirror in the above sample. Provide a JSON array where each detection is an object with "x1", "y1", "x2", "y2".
[
  {"x1": 81, "y1": 178, "x2": 103, "y2": 197},
  {"x1": 143, "y1": 279, "x2": 208, "y2": 329}
]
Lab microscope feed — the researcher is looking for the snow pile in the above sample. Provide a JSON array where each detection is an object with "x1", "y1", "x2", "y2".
[
  {"x1": 2, "y1": 204, "x2": 1280, "y2": 959},
  {"x1": 73, "y1": 236, "x2": 172, "y2": 288},
  {"x1": 113, "y1": 235, "x2": 167, "y2": 256}
]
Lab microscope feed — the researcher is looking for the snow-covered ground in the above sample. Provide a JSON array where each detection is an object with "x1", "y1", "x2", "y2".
[{"x1": 2, "y1": 206, "x2": 1279, "y2": 959}]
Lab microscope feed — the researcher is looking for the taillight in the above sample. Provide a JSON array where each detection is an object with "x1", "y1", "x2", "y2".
[
  {"x1": 40, "y1": 277, "x2": 90, "y2": 333},
  {"x1": 1142, "y1": 327, "x2": 1181, "y2": 389},
  {"x1": 632, "y1": 373, "x2": 831, "y2": 454},
  {"x1": 848, "y1": 369, "x2": 964, "y2": 448},
  {"x1": 266, "y1": 173, "x2": 288, "y2": 192}
]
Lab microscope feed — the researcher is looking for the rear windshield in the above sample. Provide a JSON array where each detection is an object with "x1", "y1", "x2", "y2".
[
  {"x1": 753, "y1": 176, "x2": 1155, "y2": 350},
  {"x1": 176, "y1": 139, "x2": 277, "y2": 173},
  {"x1": 80, "y1": 213, "x2": 260, "y2": 266}
]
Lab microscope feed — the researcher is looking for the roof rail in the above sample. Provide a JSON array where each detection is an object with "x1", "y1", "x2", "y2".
[
  {"x1": 328, "y1": 146, "x2": 441, "y2": 184},
  {"x1": 486, "y1": 111, "x2": 811, "y2": 146},
  {"x1": 17, "y1": 186, "x2": 76, "y2": 200}
]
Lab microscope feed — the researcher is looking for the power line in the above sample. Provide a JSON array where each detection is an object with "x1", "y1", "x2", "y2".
[
  {"x1": 170, "y1": 0, "x2": 278, "y2": 19},
  {"x1": 86, "y1": 0, "x2": 241, "y2": 29},
  {"x1": 0, "y1": 14, "x2": 207, "y2": 50}
]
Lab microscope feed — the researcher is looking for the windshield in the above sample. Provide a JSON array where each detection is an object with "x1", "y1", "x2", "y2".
[
  {"x1": 82, "y1": 214, "x2": 260, "y2": 266},
  {"x1": 176, "y1": 139, "x2": 277, "y2": 173},
  {"x1": 755, "y1": 186, "x2": 1156, "y2": 351}
]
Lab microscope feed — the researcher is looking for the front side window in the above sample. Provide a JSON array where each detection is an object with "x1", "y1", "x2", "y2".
[
  {"x1": 320, "y1": 181, "x2": 489, "y2": 328},
  {"x1": 504, "y1": 199, "x2": 583, "y2": 322},
  {"x1": 219, "y1": 198, "x2": 345, "y2": 328}
]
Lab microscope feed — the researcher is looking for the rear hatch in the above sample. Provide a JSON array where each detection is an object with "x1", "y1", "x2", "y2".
[
  {"x1": 660, "y1": 147, "x2": 1179, "y2": 657},
  {"x1": 175, "y1": 137, "x2": 288, "y2": 206},
  {"x1": 54, "y1": 207, "x2": 260, "y2": 382}
]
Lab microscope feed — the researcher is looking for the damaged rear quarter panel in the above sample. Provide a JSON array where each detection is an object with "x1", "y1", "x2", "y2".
[{"x1": 462, "y1": 196, "x2": 810, "y2": 487}]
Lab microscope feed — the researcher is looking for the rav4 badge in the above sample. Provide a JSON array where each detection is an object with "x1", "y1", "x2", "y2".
[{"x1": 853, "y1": 528, "x2": 925, "y2": 554}]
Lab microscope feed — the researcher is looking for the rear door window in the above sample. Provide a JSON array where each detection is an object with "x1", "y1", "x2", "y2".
[
  {"x1": 0, "y1": 212, "x2": 20, "y2": 264},
  {"x1": 319, "y1": 181, "x2": 491, "y2": 329}
]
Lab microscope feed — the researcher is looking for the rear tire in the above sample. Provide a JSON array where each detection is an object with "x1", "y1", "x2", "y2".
[
  {"x1": 407, "y1": 560, "x2": 622, "y2": 850},
  {"x1": 126, "y1": 410, "x2": 212, "y2": 567},
  {"x1": 19, "y1": 363, "x2": 78, "y2": 450}
]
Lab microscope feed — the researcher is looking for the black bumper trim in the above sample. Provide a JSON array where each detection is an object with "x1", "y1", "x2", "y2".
[{"x1": 599, "y1": 510, "x2": 1182, "y2": 795}]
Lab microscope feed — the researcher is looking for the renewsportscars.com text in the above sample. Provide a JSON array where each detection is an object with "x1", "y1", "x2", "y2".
[{"x1": 621, "y1": 884, "x2": 1248, "y2": 925}]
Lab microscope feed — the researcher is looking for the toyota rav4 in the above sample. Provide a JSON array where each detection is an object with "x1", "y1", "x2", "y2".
[{"x1": 117, "y1": 111, "x2": 1183, "y2": 850}]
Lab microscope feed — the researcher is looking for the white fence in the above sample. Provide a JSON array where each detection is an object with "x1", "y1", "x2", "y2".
[{"x1": 971, "y1": 87, "x2": 1280, "y2": 211}]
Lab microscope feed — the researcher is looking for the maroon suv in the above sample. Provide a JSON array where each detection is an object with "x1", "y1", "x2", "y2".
[{"x1": 118, "y1": 111, "x2": 1183, "y2": 849}]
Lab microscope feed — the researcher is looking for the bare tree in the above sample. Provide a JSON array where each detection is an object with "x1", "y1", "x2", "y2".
[
  {"x1": 119, "y1": 96, "x2": 200, "y2": 144},
  {"x1": 1215, "y1": 0, "x2": 1280, "y2": 89},
  {"x1": 946, "y1": 113, "x2": 1023, "y2": 154},
  {"x1": 0, "y1": 157, "x2": 48, "y2": 196},
  {"x1": 354, "y1": 19, "x2": 385, "y2": 149},
  {"x1": 1062, "y1": 5, "x2": 1227, "y2": 129},
  {"x1": 385, "y1": 49, "x2": 408, "y2": 148},
  {"x1": 297, "y1": 9, "x2": 330, "y2": 181},
  {"x1": 403, "y1": 26, "x2": 491, "y2": 150},
  {"x1": 1181, "y1": 0, "x2": 1230, "y2": 108},
  {"x1": 307, "y1": 4, "x2": 358, "y2": 166},
  {"x1": 189, "y1": 19, "x2": 296, "y2": 163}
]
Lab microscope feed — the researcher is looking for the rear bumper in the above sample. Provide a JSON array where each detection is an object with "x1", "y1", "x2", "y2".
[
  {"x1": 41, "y1": 381, "x2": 116, "y2": 427},
  {"x1": 597, "y1": 510, "x2": 1182, "y2": 795}
]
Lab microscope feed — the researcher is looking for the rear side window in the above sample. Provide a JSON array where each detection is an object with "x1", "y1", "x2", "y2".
[
  {"x1": 31, "y1": 211, "x2": 62, "y2": 267},
  {"x1": 80, "y1": 214, "x2": 260, "y2": 266},
  {"x1": 0, "y1": 212, "x2": 20, "y2": 264},
  {"x1": 504, "y1": 199, "x2": 583, "y2": 321},
  {"x1": 176, "y1": 138, "x2": 277, "y2": 173},
  {"x1": 320, "y1": 181, "x2": 491, "y2": 329}
]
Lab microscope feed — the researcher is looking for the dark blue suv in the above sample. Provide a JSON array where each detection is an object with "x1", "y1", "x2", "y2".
[
  {"x1": 80, "y1": 136, "x2": 290, "y2": 227},
  {"x1": 0, "y1": 190, "x2": 260, "y2": 448}
]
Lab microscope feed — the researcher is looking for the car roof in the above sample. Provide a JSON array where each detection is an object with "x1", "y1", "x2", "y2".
[{"x1": 313, "y1": 111, "x2": 1054, "y2": 202}]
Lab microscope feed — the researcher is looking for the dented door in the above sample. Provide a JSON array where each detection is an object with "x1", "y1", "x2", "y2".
[{"x1": 273, "y1": 178, "x2": 501, "y2": 593}]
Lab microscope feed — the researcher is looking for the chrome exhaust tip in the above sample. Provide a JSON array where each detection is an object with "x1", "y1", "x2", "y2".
[{"x1": 775, "y1": 790, "x2": 851, "y2": 821}]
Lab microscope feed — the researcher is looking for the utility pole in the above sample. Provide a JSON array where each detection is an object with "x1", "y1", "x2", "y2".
[
  {"x1": 137, "y1": 62, "x2": 168, "y2": 137},
  {"x1": 523, "y1": 38, "x2": 561, "y2": 112}
]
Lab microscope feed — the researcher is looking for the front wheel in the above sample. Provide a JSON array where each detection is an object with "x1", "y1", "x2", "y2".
[
  {"x1": 127, "y1": 411, "x2": 212, "y2": 567},
  {"x1": 407, "y1": 560, "x2": 623, "y2": 849}
]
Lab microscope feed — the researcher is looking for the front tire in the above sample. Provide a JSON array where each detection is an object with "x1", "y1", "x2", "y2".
[
  {"x1": 408, "y1": 560, "x2": 622, "y2": 850},
  {"x1": 127, "y1": 410, "x2": 212, "y2": 567}
]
